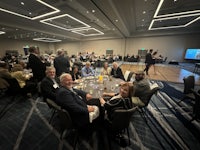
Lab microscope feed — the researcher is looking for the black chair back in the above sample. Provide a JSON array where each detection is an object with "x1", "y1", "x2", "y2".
[
  {"x1": 109, "y1": 106, "x2": 137, "y2": 132},
  {"x1": 183, "y1": 75, "x2": 195, "y2": 94},
  {"x1": 58, "y1": 109, "x2": 73, "y2": 130},
  {"x1": 143, "y1": 87, "x2": 160, "y2": 106},
  {"x1": 191, "y1": 89, "x2": 200, "y2": 121}
]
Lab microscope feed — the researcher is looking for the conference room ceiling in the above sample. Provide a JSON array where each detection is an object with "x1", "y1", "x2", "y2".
[{"x1": 0, "y1": 0, "x2": 200, "y2": 43}]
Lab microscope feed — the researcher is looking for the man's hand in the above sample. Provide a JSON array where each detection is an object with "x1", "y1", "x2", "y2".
[
  {"x1": 99, "y1": 97, "x2": 105, "y2": 105},
  {"x1": 86, "y1": 93, "x2": 92, "y2": 100},
  {"x1": 87, "y1": 105, "x2": 95, "y2": 112}
]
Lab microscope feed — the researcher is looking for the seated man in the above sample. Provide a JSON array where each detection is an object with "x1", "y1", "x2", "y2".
[
  {"x1": 81, "y1": 62, "x2": 94, "y2": 77},
  {"x1": 56, "y1": 73, "x2": 99, "y2": 129},
  {"x1": 99, "y1": 82, "x2": 133, "y2": 121},
  {"x1": 40, "y1": 66, "x2": 60, "y2": 101},
  {"x1": 131, "y1": 71, "x2": 151, "y2": 107},
  {"x1": 111, "y1": 62, "x2": 125, "y2": 80}
]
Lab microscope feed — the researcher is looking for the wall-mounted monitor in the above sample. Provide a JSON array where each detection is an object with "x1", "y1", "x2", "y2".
[{"x1": 184, "y1": 48, "x2": 200, "y2": 60}]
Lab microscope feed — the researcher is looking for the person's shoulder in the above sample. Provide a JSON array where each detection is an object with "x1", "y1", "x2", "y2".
[{"x1": 57, "y1": 87, "x2": 69, "y2": 94}]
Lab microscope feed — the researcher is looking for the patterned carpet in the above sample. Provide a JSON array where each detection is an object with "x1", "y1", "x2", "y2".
[{"x1": 0, "y1": 80, "x2": 200, "y2": 150}]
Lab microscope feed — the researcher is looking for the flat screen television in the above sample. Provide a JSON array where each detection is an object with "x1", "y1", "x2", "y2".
[{"x1": 184, "y1": 48, "x2": 200, "y2": 60}]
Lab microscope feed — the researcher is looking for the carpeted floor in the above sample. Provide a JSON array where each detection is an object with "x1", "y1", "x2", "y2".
[{"x1": 0, "y1": 80, "x2": 200, "y2": 150}]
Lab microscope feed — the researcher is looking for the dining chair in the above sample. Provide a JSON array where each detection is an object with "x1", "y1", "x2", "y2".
[
  {"x1": 138, "y1": 87, "x2": 160, "y2": 122},
  {"x1": 190, "y1": 89, "x2": 200, "y2": 122},
  {"x1": 106, "y1": 106, "x2": 138, "y2": 146},
  {"x1": 57, "y1": 108, "x2": 78, "y2": 149},
  {"x1": 178, "y1": 75, "x2": 195, "y2": 103},
  {"x1": 124, "y1": 70, "x2": 134, "y2": 81},
  {"x1": 124, "y1": 70, "x2": 130, "y2": 81},
  {"x1": 46, "y1": 98, "x2": 61, "y2": 124}
]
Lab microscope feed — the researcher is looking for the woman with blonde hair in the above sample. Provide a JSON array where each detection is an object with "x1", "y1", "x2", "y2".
[{"x1": 100, "y1": 62, "x2": 111, "y2": 76}]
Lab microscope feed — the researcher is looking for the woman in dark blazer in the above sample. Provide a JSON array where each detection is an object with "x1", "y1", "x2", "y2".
[
  {"x1": 111, "y1": 62, "x2": 125, "y2": 80},
  {"x1": 70, "y1": 65, "x2": 81, "y2": 81}
]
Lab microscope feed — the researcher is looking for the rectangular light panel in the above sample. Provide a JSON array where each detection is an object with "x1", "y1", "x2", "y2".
[
  {"x1": 40, "y1": 14, "x2": 90, "y2": 31},
  {"x1": 71, "y1": 28, "x2": 104, "y2": 36},
  {"x1": 0, "y1": 0, "x2": 60, "y2": 20},
  {"x1": 33, "y1": 37, "x2": 61, "y2": 42}
]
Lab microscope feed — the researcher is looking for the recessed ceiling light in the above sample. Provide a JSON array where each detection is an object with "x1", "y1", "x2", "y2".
[
  {"x1": 0, "y1": 31, "x2": 5, "y2": 35},
  {"x1": 143, "y1": 11, "x2": 146, "y2": 14},
  {"x1": 115, "y1": 19, "x2": 118, "y2": 22},
  {"x1": 20, "y1": 2, "x2": 25, "y2": 5},
  {"x1": 142, "y1": 19, "x2": 145, "y2": 21},
  {"x1": 86, "y1": 11, "x2": 89, "y2": 14},
  {"x1": 29, "y1": 12, "x2": 32, "y2": 15},
  {"x1": 92, "y1": 10, "x2": 95, "y2": 13}
]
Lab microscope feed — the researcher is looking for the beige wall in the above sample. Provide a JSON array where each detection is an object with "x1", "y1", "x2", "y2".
[
  {"x1": 55, "y1": 38, "x2": 126, "y2": 56},
  {"x1": 126, "y1": 34, "x2": 200, "y2": 62},
  {"x1": 0, "y1": 39, "x2": 50, "y2": 56},
  {"x1": 1, "y1": 34, "x2": 200, "y2": 62}
]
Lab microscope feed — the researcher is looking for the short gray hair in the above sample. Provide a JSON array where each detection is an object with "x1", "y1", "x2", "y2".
[
  {"x1": 60, "y1": 73, "x2": 71, "y2": 85},
  {"x1": 45, "y1": 66, "x2": 56, "y2": 74}
]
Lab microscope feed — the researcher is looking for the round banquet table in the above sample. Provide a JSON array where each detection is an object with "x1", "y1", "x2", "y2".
[{"x1": 73, "y1": 76, "x2": 123, "y2": 98}]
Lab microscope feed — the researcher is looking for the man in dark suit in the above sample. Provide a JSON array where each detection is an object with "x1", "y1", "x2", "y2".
[
  {"x1": 54, "y1": 49, "x2": 70, "y2": 77},
  {"x1": 28, "y1": 46, "x2": 46, "y2": 82},
  {"x1": 56, "y1": 73, "x2": 99, "y2": 129},
  {"x1": 40, "y1": 66, "x2": 60, "y2": 101},
  {"x1": 111, "y1": 62, "x2": 125, "y2": 80},
  {"x1": 144, "y1": 49, "x2": 153, "y2": 75}
]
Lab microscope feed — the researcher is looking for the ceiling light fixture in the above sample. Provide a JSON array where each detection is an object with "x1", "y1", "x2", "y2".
[
  {"x1": 0, "y1": 31, "x2": 5, "y2": 35},
  {"x1": 33, "y1": 37, "x2": 62, "y2": 42},
  {"x1": 71, "y1": 28, "x2": 104, "y2": 36},
  {"x1": 0, "y1": 0, "x2": 60, "y2": 20},
  {"x1": 149, "y1": 13, "x2": 200, "y2": 30},
  {"x1": 40, "y1": 14, "x2": 91, "y2": 31},
  {"x1": 149, "y1": 0, "x2": 200, "y2": 30},
  {"x1": 20, "y1": 2, "x2": 25, "y2": 5},
  {"x1": 154, "y1": 0, "x2": 200, "y2": 18}
]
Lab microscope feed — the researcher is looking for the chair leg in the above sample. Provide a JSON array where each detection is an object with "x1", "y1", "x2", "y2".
[
  {"x1": 126, "y1": 128, "x2": 130, "y2": 145},
  {"x1": 61, "y1": 129, "x2": 78, "y2": 150},
  {"x1": 49, "y1": 109, "x2": 56, "y2": 124},
  {"x1": 138, "y1": 108, "x2": 148, "y2": 123}
]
